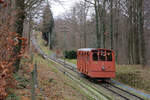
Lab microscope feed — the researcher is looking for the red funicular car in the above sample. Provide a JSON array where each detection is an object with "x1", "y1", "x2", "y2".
[{"x1": 77, "y1": 48, "x2": 115, "y2": 79}]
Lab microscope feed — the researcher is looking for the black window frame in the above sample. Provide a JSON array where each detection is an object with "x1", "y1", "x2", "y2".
[
  {"x1": 92, "y1": 52, "x2": 98, "y2": 61},
  {"x1": 106, "y1": 50, "x2": 113, "y2": 61}
]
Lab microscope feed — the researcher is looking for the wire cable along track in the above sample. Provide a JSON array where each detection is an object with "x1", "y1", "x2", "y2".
[{"x1": 31, "y1": 35, "x2": 145, "y2": 100}]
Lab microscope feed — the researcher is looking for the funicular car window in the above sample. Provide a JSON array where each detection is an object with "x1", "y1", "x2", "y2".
[
  {"x1": 106, "y1": 50, "x2": 112, "y2": 61},
  {"x1": 93, "y1": 52, "x2": 98, "y2": 61},
  {"x1": 99, "y1": 53, "x2": 106, "y2": 61},
  {"x1": 82, "y1": 52, "x2": 83, "y2": 55},
  {"x1": 99, "y1": 50, "x2": 106, "y2": 61}
]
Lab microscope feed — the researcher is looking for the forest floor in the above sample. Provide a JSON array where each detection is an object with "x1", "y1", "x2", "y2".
[
  {"x1": 6, "y1": 52, "x2": 89, "y2": 100},
  {"x1": 6, "y1": 32, "x2": 90, "y2": 100}
]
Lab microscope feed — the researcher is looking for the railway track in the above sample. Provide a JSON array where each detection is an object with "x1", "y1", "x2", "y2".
[
  {"x1": 48, "y1": 56, "x2": 112, "y2": 100},
  {"x1": 32, "y1": 36, "x2": 110, "y2": 100},
  {"x1": 49, "y1": 56, "x2": 145, "y2": 100},
  {"x1": 31, "y1": 35, "x2": 146, "y2": 100},
  {"x1": 104, "y1": 82, "x2": 145, "y2": 100},
  {"x1": 56, "y1": 58, "x2": 145, "y2": 100},
  {"x1": 100, "y1": 82, "x2": 144, "y2": 100}
]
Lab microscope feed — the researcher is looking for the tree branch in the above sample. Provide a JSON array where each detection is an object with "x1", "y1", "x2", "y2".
[{"x1": 84, "y1": 0, "x2": 95, "y2": 5}]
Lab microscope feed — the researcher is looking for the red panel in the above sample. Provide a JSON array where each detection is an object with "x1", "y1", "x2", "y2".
[
  {"x1": 88, "y1": 71, "x2": 115, "y2": 78},
  {"x1": 77, "y1": 48, "x2": 116, "y2": 78}
]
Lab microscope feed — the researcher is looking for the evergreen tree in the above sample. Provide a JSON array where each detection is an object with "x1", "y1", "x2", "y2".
[{"x1": 42, "y1": 3, "x2": 54, "y2": 49}]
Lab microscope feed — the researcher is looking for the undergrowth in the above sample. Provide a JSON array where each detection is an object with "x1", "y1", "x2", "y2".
[{"x1": 116, "y1": 65, "x2": 150, "y2": 93}]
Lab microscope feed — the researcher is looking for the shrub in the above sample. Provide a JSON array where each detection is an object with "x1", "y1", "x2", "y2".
[{"x1": 64, "y1": 50, "x2": 77, "y2": 59}]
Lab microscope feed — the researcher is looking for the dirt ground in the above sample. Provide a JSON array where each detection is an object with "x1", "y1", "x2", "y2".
[
  {"x1": 6, "y1": 54, "x2": 88, "y2": 100},
  {"x1": 35, "y1": 55, "x2": 88, "y2": 100}
]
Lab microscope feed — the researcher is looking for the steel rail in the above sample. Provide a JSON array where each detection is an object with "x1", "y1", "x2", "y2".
[
  {"x1": 101, "y1": 84, "x2": 130, "y2": 100},
  {"x1": 31, "y1": 35, "x2": 145, "y2": 100},
  {"x1": 47, "y1": 56, "x2": 144, "y2": 100},
  {"x1": 51, "y1": 57, "x2": 145, "y2": 100},
  {"x1": 47, "y1": 57, "x2": 111, "y2": 100},
  {"x1": 54, "y1": 58, "x2": 132, "y2": 100},
  {"x1": 32, "y1": 37, "x2": 111, "y2": 100},
  {"x1": 105, "y1": 82, "x2": 145, "y2": 100},
  {"x1": 52, "y1": 57, "x2": 145, "y2": 100}
]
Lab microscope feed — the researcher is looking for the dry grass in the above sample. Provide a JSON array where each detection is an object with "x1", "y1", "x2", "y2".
[
  {"x1": 7, "y1": 52, "x2": 88, "y2": 100},
  {"x1": 66, "y1": 59, "x2": 77, "y2": 65},
  {"x1": 33, "y1": 54, "x2": 88, "y2": 100},
  {"x1": 115, "y1": 65, "x2": 150, "y2": 93}
]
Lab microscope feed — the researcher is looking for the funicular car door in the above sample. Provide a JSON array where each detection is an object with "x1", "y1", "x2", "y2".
[{"x1": 86, "y1": 52, "x2": 90, "y2": 74}]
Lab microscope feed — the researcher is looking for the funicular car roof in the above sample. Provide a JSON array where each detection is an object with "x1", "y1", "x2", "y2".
[
  {"x1": 78, "y1": 48, "x2": 113, "y2": 52},
  {"x1": 78, "y1": 48, "x2": 95, "y2": 51}
]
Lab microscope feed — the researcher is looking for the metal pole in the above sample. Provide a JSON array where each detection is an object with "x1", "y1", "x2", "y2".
[
  {"x1": 64, "y1": 28, "x2": 66, "y2": 66},
  {"x1": 31, "y1": 62, "x2": 38, "y2": 100}
]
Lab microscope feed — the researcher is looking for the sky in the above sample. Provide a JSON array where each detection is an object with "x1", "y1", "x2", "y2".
[{"x1": 51, "y1": 0, "x2": 81, "y2": 18}]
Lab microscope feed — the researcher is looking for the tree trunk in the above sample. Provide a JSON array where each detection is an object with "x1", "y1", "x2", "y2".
[
  {"x1": 94, "y1": 0, "x2": 100, "y2": 48},
  {"x1": 110, "y1": 0, "x2": 113, "y2": 49},
  {"x1": 133, "y1": 0, "x2": 140, "y2": 64},
  {"x1": 102, "y1": 0, "x2": 106, "y2": 48},
  {"x1": 128, "y1": 0, "x2": 133, "y2": 64},
  {"x1": 12, "y1": 0, "x2": 25, "y2": 72},
  {"x1": 114, "y1": 0, "x2": 120, "y2": 63},
  {"x1": 138, "y1": 0, "x2": 146, "y2": 66}
]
